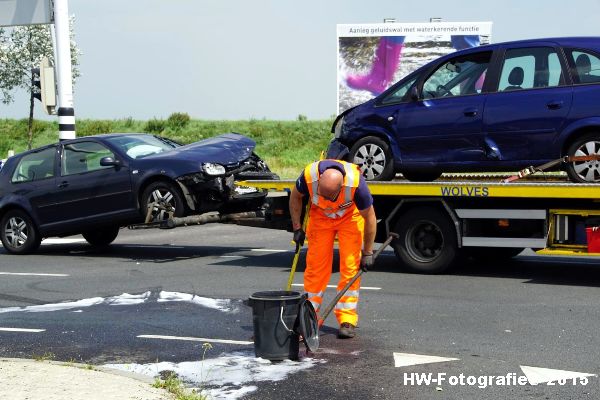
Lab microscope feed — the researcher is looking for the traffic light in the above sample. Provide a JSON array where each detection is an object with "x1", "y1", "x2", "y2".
[
  {"x1": 31, "y1": 57, "x2": 57, "y2": 115},
  {"x1": 31, "y1": 67, "x2": 42, "y2": 101}
]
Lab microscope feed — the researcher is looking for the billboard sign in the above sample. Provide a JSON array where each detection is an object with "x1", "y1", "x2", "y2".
[
  {"x1": 0, "y1": 0, "x2": 52, "y2": 27},
  {"x1": 337, "y1": 21, "x2": 493, "y2": 114}
]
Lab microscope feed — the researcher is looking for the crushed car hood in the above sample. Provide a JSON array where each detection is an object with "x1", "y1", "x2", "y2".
[{"x1": 147, "y1": 133, "x2": 256, "y2": 165}]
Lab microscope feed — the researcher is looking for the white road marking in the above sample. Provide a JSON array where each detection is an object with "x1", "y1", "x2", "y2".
[
  {"x1": 138, "y1": 334, "x2": 253, "y2": 346},
  {"x1": 393, "y1": 352, "x2": 460, "y2": 368},
  {"x1": 291, "y1": 283, "x2": 381, "y2": 290},
  {"x1": 219, "y1": 255, "x2": 245, "y2": 258},
  {"x1": 0, "y1": 327, "x2": 45, "y2": 333},
  {"x1": 41, "y1": 238, "x2": 86, "y2": 244},
  {"x1": 0, "y1": 272, "x2": 69, "y2": 277},
  {"x1": 520, "y1": 365, "x2": 597, "y2": 385}
]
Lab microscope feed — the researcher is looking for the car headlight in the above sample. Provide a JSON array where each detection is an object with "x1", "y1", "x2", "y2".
[
  {"x1": 334, "y1": 116, "x2": 344, "y2": 138},
  {"x1": 202, "y1": 163, "x2": 226, "y2": 176}
]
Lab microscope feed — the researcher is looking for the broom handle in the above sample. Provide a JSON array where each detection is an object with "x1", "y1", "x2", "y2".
[{"x1": 318, "y1": 233, "x2": 398, "y2": 325}]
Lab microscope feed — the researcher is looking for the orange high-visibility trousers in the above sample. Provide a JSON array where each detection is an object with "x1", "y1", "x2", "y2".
[{"x1": 304, "y1": 207, "x2": 365, "y2": 326}]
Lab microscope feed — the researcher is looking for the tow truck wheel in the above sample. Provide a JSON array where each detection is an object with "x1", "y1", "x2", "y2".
[
  {"x1": 349, "y1": 136, "x2": 395, "y2": 181},
  {"x1": 565, "y1": 133, "x2": 600, "y2": 183},
  {"x1": 392, "y1": 207, "x2": 457, "y2": 274},
  {"x1": 83, "y1": 226, "x2": 120, "y2": 247},
  {"x1": 141, "y1": 181, "x2": 186, "y2": 222},
  {"x1": 0, "y1": 209, "x2": 41, "y2": 254}
]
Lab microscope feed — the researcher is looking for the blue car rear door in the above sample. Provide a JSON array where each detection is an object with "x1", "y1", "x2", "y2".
[
  {"x1": 389, "y1": 50, "x2": 493, "y2": 165},
  {"x1": 482, "y1": 43, "x2": 573, "y2": 163}
]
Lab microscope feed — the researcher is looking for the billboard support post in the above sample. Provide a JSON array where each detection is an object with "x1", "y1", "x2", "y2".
[{"x1": 52, "y1": 0, "x2": 75, "y2": 140}]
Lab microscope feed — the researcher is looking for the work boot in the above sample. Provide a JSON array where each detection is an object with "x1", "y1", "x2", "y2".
[{"x1": 338, "y1": 322, "x2": 356, "y2": 339}]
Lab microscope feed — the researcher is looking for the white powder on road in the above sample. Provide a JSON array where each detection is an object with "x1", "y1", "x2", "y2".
[
  {"x1": 158, "y1": 291, "x2": 236, "y2": 312},
  {"x1": 0, "y1": 291, "x2": 237, "y2": 314},
  {"x1": 105, "y1": 351, "x2": 324, "y2": 400}
]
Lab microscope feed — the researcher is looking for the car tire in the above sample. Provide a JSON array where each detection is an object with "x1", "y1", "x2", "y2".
[
  {"x1": 349, "y1": 136, "x2": 395, "y2": 181},
  {"x1": 0, "y1": 209, "x2": 41, "y2": 255},
  {"x1": 141, "y1": 181, "x2": 186, "y2": 222},
  {"x1": 401, "y1": 170, "x2": 442, "y2": 182},
  {"x1": 565, "y1": 133, "x2": 600, "y2": 183},
  {"x1": 391, "y1": 207, "x2": 457, "y2": 274},
  {"x1": 82, "y1": 226, "x2": 120, "y2": 247}
]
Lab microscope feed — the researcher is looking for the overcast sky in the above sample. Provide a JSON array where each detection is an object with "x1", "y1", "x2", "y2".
[{"x1": 2, "y1": 0, "x2": 600, "y2": 121}]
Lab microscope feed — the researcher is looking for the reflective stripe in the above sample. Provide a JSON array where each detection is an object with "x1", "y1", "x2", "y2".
[
  {"x1": 335, "y1": 302, "x2": 358, "y2": 310},
  {"x1": 305, "y1": 291, "x2": 324, "y2": 299},
  {"x1": 310, "y1": 300, "x2": 321, "y2": 311},
  {"x1": 310, "y1": 162, "x2": 319, "y2": 206},
  {"x1": 340, "y1": 290, "x2": 359, "y2": 298},
  {"x1": 343, "y1": 163, "x2": 355, "y2": 204}
]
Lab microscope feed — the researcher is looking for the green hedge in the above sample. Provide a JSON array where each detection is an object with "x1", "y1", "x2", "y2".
[{"x1": 0, "y1": 118, "x2": 335, "y2": 178}]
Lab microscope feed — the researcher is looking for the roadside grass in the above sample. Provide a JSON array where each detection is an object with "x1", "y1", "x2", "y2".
[
  {"x1": 0, "y1": 118, "x2": 334, "y2": 178},
  {"x1": 32, "y1": 351, "x2": 55, "y2": 361},
  {"x1": 152, "y1": 343, "x2": 213, "y2": 400},
  {"x1": 153, "y1": 373, "x2": 207, "y2": 400}
]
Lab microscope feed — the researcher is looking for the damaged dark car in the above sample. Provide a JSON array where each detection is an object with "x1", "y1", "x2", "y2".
[{"x1": 0, "y1": 132, "x2": 278, "y2": 254}]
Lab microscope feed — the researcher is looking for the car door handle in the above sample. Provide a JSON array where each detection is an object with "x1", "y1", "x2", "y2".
[
  {"x1": 58, "y1": 181, "x2": 69, "y2": 189},
  {"x1": 463, "y1": 108, "x2": 478, "y2": 117},
  {"x1": 546, "y1": 101, "x2": 563, "y2": 110}
]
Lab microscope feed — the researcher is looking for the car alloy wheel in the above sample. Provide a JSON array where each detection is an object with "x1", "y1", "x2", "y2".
[
  {"x1": 353, "y1": 143, "x2": 387, "y2": 180},
  {"x1": 141, "y1": 181, "x2": 186, "y2": 222},
  {"x1": 148, "y1": 188, "x2": 177, "y2": 220},
  {"x1": 0, "y1": 209, "x2": 40, "y2": 254},
  {"x1": 569, "y1": 138, "x2": 600, "y2": 183},
  {"x1": 4, "y1": 216, "x2": 29, "y2": 249},
  {"x1": 349, "y1": 136, "x2": 395, "y2": 181}
]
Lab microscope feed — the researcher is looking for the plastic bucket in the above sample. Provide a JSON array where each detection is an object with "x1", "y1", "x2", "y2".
[
  {"x1": 586, "y1": 227, "x2": 600, "y2": 253},
  {"x1": 248, "y1": 291, "x2": 302, "y2": 361}
]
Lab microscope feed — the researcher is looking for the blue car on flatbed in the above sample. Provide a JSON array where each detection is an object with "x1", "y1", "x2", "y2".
[
  {"x1": 0, "y1": 133, "x2": 277, "y2": 254},
  {"x1": 328, "y1": 37, "x2": 600, "y2": 182}
]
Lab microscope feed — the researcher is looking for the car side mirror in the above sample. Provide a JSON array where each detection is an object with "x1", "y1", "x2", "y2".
[
  {"x1": 100, "y1": 156, "x2": 121, "y2": 167},
  {"x1": 409, "y1": 86, "x2": 420, "y2": 101}
]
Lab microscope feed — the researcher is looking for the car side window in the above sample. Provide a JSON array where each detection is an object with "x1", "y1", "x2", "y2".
[
  {"x1": 422, "y1": 52, "x2": 491, "y2": 100},
  {"x1": 62, "y1": 141, "x2": 115, "y2": 176},
  {"x1": 380, "y1": 76, "x2": 418, "y2": 105},
  {"x1": 566, "y1": 49, "x2": 600, "y2": 84},
  {"x1": 498, "y1": 47, "x2": 563, "y2": 92},
  {"x1": 11, "y1": 147, "x2": 56, "y2": 183}
]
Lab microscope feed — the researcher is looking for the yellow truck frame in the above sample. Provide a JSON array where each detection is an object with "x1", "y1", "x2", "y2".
[{"x1": 238, "y1": 178, "x2": 600, "y2": 274}]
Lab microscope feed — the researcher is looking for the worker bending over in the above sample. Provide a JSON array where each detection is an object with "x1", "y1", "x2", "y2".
[{"x1": 289, "y1": 159, "x2": 376, "y2": 338}]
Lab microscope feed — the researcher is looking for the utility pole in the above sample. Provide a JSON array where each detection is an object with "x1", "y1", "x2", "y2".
[{"x1": 52, "y1": 0, "x2": 76, "y2": 140}]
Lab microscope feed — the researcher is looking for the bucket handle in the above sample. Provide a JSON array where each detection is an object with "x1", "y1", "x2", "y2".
[{"x1": 279, "y1": 305, "x2": 294, "y2": 333}]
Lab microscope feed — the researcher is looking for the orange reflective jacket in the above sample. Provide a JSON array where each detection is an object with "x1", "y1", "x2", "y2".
[{"x1": 303, "y1": 160, "x2": 361, "y2": 219}]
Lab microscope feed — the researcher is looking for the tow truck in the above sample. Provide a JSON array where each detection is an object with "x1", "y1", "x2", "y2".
[
  {"x1": 129, "y1": 170, "x2": 600, "y2": 274},
  {"x1": 232, "y1": 172, "x2": 600, "y2": 274}
]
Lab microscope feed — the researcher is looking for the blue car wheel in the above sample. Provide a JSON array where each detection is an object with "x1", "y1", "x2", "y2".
[
  {"x1": 349, "y1": 136, "x2": 395, "y2": 181},
  {"x1": 566, "y1": 133, "x2": 600, "y2": 183}
]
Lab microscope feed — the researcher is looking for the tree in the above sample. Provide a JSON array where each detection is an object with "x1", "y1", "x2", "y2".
[{"x1": 0, "y1": 19, "x2": 81, "y2": 149}]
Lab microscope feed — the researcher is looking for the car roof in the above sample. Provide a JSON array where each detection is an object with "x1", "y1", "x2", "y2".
[
  {"x1": 9, "y1": 133, "x2": 152, "y2": 159},
  {"x1": 454, "y1": 36, "x2": 600, "y2": 56}
]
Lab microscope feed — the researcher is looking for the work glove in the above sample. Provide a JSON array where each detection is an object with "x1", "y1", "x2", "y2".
[
  {"x1": 293, "y1": 228, "x2": 306, "y2": 247},
  {"x1": 360, "y1": 253, "x2": 373, "y2": 272}
]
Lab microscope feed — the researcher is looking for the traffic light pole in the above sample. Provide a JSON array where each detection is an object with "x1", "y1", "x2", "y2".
[{"x1": 52, "y1": 0, "x2": 75, "y2": 140}]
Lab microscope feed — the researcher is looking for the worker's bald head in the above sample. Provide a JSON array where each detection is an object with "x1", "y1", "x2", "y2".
[{"x1": 318, "y1": 168, "x2": 343, "y2": 201}]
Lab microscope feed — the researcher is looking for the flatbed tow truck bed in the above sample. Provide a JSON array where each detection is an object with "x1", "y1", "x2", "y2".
[{"x1": 236, "y1": 174, "x2": 600, "y2": 273}]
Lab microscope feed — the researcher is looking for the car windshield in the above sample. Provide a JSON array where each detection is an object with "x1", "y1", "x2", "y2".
[{"x1": 105, "y1": 135, "x2": 179, "y2": 159}]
